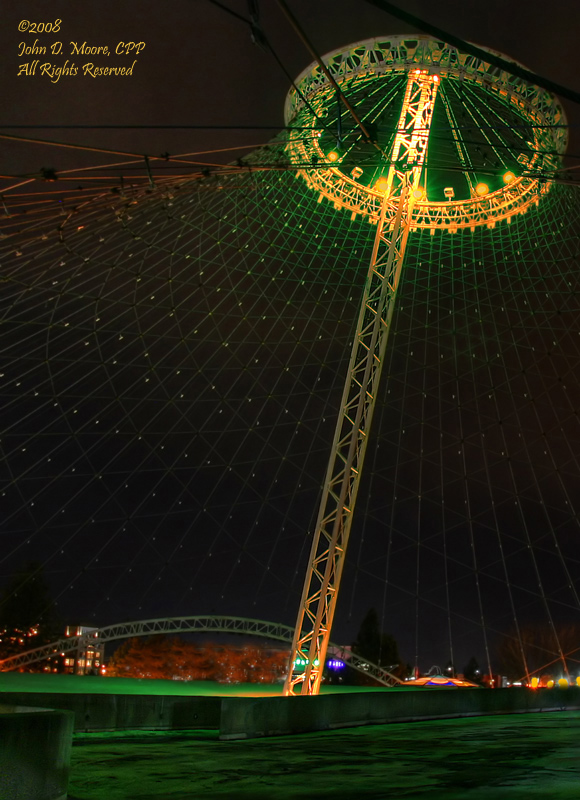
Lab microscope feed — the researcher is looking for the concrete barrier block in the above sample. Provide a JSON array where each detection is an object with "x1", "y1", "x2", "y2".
[
  {"x1": 219, "y1": 686, "x2": 580, "y2": 739},
  {"x1": 0, "y1": 690, "x2": 222, "y2": 731},
  {"x1": 0, "y1": 705, "x2": 74, "y2": 800},
  {"x1": 169, "y1": 697, "x2": 222, "y2": 729}
]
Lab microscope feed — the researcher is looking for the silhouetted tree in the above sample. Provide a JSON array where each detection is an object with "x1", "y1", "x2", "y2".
[
  {"x1": 0, "y1": 562, "x2": 61, "y2": 669},
  {"x1": 463, "y1": 656, "x2": 483, "y2": 684},
  {"x1": 352, "y1": 607, "x2": 402, "y2": 679},
  {"x1": 495, "y1": 624, "x2": 580, "y2": 681}
]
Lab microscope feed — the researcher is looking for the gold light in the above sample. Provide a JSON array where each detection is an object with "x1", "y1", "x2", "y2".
[
  {"x1": 475, "y1": 182, "x2": 489, "y2": 196},
  {"x1": 503, "y1": 171, "x2": 515, "y2": 183},
  {"x1": 328, "y1": 151, "x2": 339, "y2": 162},
  {"x1": 374, "y1": 177, "x2": 389, "y2": 193},
  {"x1": 412, "y1": 187, "x2": 424, "y2": 200}
]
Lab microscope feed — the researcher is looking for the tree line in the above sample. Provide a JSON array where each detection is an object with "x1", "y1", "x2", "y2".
[
  {"x1": 107, "y1": 636, "x2": 288, "y2": 682},
  {"x1": 2, "y1": 564, "x2": 578, "y2": 683}
]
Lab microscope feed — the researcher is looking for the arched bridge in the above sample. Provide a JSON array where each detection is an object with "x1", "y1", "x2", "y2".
[{"x1": 0, "y1": 615, "x2": 401, "y2": 687}]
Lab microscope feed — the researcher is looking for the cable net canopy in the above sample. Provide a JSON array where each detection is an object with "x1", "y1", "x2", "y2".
[{"x1": 1, "y1": 50, "x2": 580, "y2": 677}]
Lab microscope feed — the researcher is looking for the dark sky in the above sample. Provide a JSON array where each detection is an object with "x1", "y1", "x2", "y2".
[
  {"x1": 2, "y1": 1, "x2": 580, "y2": 675},
  {"x1": 2, "y1": 0, "x2": 580, "y2": 181}
]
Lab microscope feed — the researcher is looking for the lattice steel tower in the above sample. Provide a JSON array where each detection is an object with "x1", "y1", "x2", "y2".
[{"x1": 282, "y1": 35, "x2": 567, "y2": 695}]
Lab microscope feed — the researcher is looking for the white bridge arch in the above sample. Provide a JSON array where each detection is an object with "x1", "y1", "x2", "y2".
[{"x1": 0, "y1": 615, "x2": 401, "y2": 687}]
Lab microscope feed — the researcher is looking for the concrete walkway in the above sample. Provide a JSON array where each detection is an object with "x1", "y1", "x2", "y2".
[{"x1": 69, "y1": 710, "x2": 580, "y2": 799}]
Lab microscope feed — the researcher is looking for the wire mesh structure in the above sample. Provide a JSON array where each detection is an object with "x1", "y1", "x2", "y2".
[{"x1": 1, "y1": 35, "x2": 580, "y2": 685}]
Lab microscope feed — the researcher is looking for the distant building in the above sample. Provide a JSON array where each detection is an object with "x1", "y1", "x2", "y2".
[{"x1": 63, "y1": 625, "x2": 105, "y2": 674}]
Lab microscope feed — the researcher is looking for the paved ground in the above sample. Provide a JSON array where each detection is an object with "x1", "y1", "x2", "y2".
[{"x1": 69, "y1": 710, "x2": 580, "y2": 799}]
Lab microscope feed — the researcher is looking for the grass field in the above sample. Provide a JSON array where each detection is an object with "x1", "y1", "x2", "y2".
[{"x1": 0, "y1": 671, "x2": 406, "y2": 696}]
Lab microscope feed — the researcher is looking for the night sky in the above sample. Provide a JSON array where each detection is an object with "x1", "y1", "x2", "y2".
[
  {"x1": 1, "y1": 0, "x2": 580, "y2": 675},
  {"x1": 2, "y1": 1, "x2": 580, "y2": 178}
]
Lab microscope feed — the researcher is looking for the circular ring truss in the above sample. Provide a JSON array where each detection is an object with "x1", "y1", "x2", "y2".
[{"x1": 285, "y1": 35, "x2": 567, "y2": 231}]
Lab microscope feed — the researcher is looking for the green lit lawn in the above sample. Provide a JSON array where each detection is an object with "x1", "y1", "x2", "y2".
[
  {"x1": 68, "y1": 711, "x2": 580, "y2": 799},
  {"x1": 0, "y1": 672, "x2": 404, "y2": 696}
]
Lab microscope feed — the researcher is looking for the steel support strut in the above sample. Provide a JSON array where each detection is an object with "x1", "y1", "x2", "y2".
[{"x1": 285, "y1": 70, "x2": 439, "y2": 696}]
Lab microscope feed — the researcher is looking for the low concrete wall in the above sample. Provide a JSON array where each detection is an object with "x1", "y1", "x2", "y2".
[
  {"x1": 0, "y1": 692, "x2": 221, "y2": 732},
  {"x1": 3, "y1": 686, "x2": 578, "y2": 741},
  {"x1": 219, "y1": 687, "x2": 580, "y2": 739},
  {"x1": 0, "y1": 705, "x2": 74, "y2": 800}
]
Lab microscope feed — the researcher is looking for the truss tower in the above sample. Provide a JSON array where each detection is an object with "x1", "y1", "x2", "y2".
[{"x1": 283, "y1": 35, "x2": 567, "y2": 695}]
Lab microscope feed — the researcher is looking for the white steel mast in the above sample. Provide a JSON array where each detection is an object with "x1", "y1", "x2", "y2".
[{"x1": 285, "y1": 69, "x2": 440, "y2": 696}]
